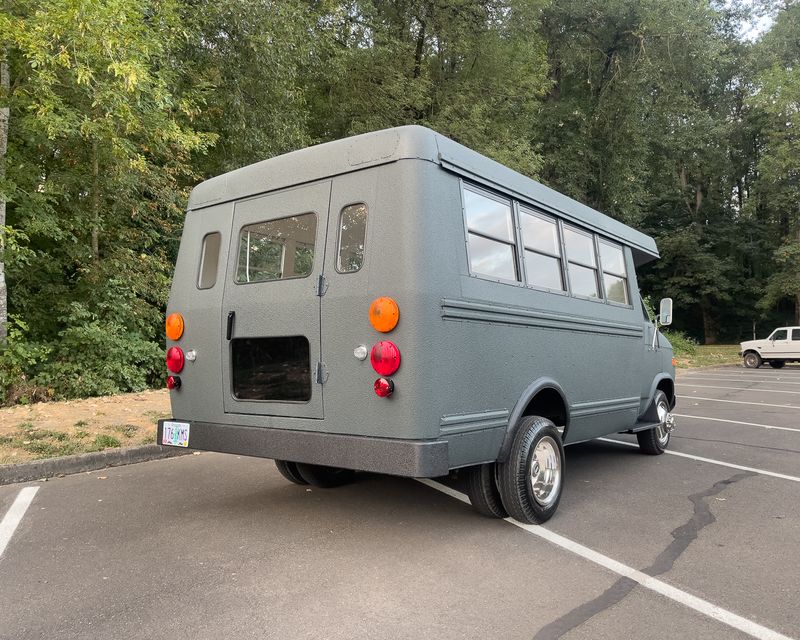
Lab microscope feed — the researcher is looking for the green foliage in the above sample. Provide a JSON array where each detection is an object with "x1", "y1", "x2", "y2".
[
  {"x1": 662, "y1": 330, "x2": 698, "y2": 356},
  {"x1": 2, "y1": 0, "x2": 800, "y2": 405}
]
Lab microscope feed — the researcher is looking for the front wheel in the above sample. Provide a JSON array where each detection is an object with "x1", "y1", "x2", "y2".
[
  {"x1": 743, "y1": 352, "x2": 762, "y2": 368},
  {"x1": 637, "y1": 390, "x2": 674, "y2": 455},
  {"x1": 497, "y1": 416, "x2": 564, "y2": 524},
  {"x1": 769, "y1": 360, "x2": 785, "y2": 369}
]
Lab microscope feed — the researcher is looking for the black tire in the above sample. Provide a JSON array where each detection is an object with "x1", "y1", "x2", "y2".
[
  {"x1": 274, "y1": 459, "x2": 308, "y2": 485},
  {"x1": 769, "y1": 360, "x2": 785, "y2": 369},
  {"x1": 465, "y1": 463, "x2": 508, "y2": 518},
  {"x1": 295, "y1": 463, "x2": 355, "y2": 488},
  {"x1": 743, "y1": 351, "x2": 762, "y2": 368},
  {"x1": 636, "y1": 390, "x2": 673, "y2": 455},
  {"x1": 497, "y1": 416, "x2": 564, "y2": 525}
]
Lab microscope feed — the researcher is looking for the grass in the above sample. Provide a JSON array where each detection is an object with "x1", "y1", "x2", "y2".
[
  {"x1": 0, "y1": 424, "x2": 128, "y2": 462},
  {"x1": 674, "y1": 344, "x2": 741, "y2": 369}
]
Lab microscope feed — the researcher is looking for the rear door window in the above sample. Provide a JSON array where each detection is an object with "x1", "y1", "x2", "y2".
[
  {"x1": 236, "y1": 213, "x2": 317, "y2": 284},
  {"x1": 793, "y1": 329, "x2": 800, "y2": 341}
]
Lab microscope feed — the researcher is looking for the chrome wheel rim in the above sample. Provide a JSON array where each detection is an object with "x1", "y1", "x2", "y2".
[
  {"x1": 655, "y1": 400, "x2": 674, "y2": 446},
  {"x1": 529, "y1": 436, "x2": 561, "y2": 507}
]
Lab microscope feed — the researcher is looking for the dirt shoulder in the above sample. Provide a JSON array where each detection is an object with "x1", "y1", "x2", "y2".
[{"x1": 0, "y1": 389, "x2": 170, "y2": 465}]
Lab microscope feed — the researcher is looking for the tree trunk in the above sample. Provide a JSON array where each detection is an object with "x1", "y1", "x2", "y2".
[
  {"x1": 91, "y1": 139, "x2": 100, "y2": 262},
  {"x1": 701, "y1": 303, "x2": 717, "y2": 345},
  {"x1": 0, "y1": 52, "x2": 10, "y2": 344}
]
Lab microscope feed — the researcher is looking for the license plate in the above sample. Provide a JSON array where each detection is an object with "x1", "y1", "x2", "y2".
[{"x1": 162, "y1": 421, "x2": 190, "y2": 447}]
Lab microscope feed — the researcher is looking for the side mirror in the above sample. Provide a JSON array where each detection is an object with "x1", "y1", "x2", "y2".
[{"x1": 659, "y1": 298, "x2": 673, "y2": 326}]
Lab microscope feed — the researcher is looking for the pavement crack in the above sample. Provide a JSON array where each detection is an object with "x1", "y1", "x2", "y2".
[{"x1": 532, "y1": 471, "x2": 756, "y2": 640}]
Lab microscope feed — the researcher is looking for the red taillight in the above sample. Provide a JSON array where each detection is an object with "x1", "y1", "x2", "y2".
[
  {"x1": 166, "y1": 347, "x2": 185, "y2": 373},
  {"x1": 167, "y1": 375, "x2": 181, "y2": 390},
  {"x1": 370, "y1": 341, "x2": 401, "y2": 376},
  {"x1": 374, "y1": 377, "x2": 394, "y2": 397}
]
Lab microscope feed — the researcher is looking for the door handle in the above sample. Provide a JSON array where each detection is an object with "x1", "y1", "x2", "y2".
[{"x1": 226, "y1": 311, "x2": 235, "y2": 341}]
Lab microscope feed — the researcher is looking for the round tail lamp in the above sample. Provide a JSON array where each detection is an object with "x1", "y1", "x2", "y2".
[
  {"x1": 370, "y1": 341, "x2": 401, "y2": 376},
  {"x1": 166, "y1": 313, "x2": 184, "y2": 341},
  {"x1": 369, "y1": 297, "x2": 399, "y2": 333},
  {"x1": 374, "y1": 378, "x2": 394, "y2": 397},
  {"x1": 166, "y1": 346, "x2": 185, "y2": 373},
  {"x1": 167, "y1": 375, "x2": 181, "y2": 390}
]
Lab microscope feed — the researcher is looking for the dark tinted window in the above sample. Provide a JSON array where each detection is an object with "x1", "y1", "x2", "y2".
[
  {"x1": 231, "y1": 336, "x2": 311, "y2": 401},
  {"x1": 793, "y1": 329, "x2": 800, "y2": 341},
  {"x1": 772, "y1": 329, "x2": 788, "y2": 341}
]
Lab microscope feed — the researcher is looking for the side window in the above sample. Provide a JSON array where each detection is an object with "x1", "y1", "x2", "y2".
[
  {"x1": 236, "y1": 213, "x2": 317, "y2": 284},
  {"x1": 337, "y1": 203, "x2": 368, "y2": 273},
  {"x1": 463, "y1": 186, "x2": 518, "y2": 282},
  {"x1": 599, "y1": 240, "x2": 629, "y2": 304},
  {"x1": 520, "y1": 208, "x2": 565, "y2": 291},
  {"x1": 197, "y1": 232, "x2": 221, "y2": 290},
  {"x1": 771, "y1": 329, "x2": 788, "y2": 340},
  {"x1": 793, "y1": 329, "x2": 800, "y2": 341},
  {"x1": 564, "y1": 225, "x2": 600, "y2": 298}
]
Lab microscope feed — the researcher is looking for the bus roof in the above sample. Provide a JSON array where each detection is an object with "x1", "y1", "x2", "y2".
[{"x1": 188, "y1": 125, "x2": 659, "y2": 264}]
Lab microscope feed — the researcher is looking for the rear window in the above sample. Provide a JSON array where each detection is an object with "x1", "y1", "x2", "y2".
[
  {"x1": 236, "y1": 213, "x2": 317, "y2": 284},
  {"x1": 337, "y1": 203, "x2": 368, "y2": 273},
  {"x1": 231, "y1": 336, "x2": 311, "y2": 401},
  {"x1": 197, "y1": 232, "x2": 221, "y2": 289}
]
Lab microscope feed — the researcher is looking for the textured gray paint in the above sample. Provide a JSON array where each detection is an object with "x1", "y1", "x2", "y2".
[{"x1": 166, "y1": 126, "x2": 675, "y2": 476}]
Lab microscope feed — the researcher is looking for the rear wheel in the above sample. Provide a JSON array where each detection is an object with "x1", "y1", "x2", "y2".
[
  {"x1": 769, "y1": 360, "x2": 785, "y2": 369},
  {"x1": 274, "y1": 460, "x2": 307, "y2": 485},
  {"x1": 465, "y1": 463, "x2": 508, "y2": 518},
  {"x1": 637, "y1": 390, "x2": 673, "y2": 455},
  {"x1": 497, "y1": 416, "x2": 564, "y2": 525},
  {"x1": 295, "y1": 463, "x2": 355, "y2": 488},
  {"x1": 743, "y1": 352, "x2": 762, "y2": 368}
]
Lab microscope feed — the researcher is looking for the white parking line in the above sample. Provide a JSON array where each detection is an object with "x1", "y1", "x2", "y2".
[
  {"x1": 678, "y1": 376, "x2": 800, "y2": 386},
  {"x1": 677, "y1": 384, "x2": 800, "y2": 395},
  {"x1": 597, "y1": 438, "x2": 800, "y2": 483},
  {"x1": 417, "y1": 479, "x2": 795, "y2": 640},
  {"x1": 678, "y1": 395, "x2": 799, "y2": 409},
  {"x1": 675, "y1": 414, "x2": 800, "y2": 434},
  {"x1": 0, "y1": 487, "x2": 39, "y2": 559}
]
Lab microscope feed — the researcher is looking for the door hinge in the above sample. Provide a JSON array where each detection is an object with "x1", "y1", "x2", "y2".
[
  {"x1": 315, "y1": 274, "x2": 328, "y2": 296},
  {"x1": 315, "y1": 362, "x2": 328, "y2": 384}
]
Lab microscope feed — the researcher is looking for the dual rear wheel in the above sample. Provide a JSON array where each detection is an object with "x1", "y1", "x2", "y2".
[
  {"x1": 466, "y1": 416, "x2": 564, "y2": 524},
  {"x1": 274, "y1": 460, "x2": 355, "y2": 488},
  {"x1": 467, "y1": 395, "x2": 673, "y2": 524}
]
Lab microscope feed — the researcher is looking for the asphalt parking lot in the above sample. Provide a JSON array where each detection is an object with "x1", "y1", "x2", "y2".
[{"x1": 1, "y1": 366, "x2": 798, "y2": 640}]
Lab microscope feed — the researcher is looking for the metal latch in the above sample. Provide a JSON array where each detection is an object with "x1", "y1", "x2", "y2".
[
  {"x1": 315, "y1": 275, "x2": 328, "y2": 296},
  {"x1": 315, "y1": 362, "x2": 328, "y2": 384}
]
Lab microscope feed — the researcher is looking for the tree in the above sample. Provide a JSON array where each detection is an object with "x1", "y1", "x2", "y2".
[{"x1": 2, "y1": 0, "x2": 215, "y2": 398}]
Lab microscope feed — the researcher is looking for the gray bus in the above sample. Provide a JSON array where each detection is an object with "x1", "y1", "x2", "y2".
[{"x1": 159, "y1": 126, "x2": 676, "y2": 524}]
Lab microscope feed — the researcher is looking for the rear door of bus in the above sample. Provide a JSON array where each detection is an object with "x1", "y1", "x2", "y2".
[{"x1": 221, "y1": 181, "x2": 331, "y2": 419}]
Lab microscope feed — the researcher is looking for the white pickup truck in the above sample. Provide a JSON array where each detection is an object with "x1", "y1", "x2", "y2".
[{"x1": 740, "y1": 327, "x2": 800, "y2": 368}]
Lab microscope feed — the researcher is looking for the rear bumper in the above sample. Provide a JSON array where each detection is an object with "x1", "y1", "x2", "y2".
[{"x1": 157, "y1": 419, "x2": 449, "y2": 478}]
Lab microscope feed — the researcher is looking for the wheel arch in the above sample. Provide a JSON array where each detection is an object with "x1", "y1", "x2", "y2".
[
  {"x1": 641, "y1": 374, "x2": 675, "y2": 422},
  {"x1": 497, "y1": 378, "x2": 569, "y2": 463}
]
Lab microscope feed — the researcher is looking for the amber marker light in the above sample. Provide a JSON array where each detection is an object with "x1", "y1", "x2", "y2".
[
  {"x1": 369, "y1": 297, "x2": 399, "y2": 333},
  {"x1": 166, "y1": 313, "x2": 184, "y2": 341},
  {"x1": 672, "y1": 358, "x2": 678, "y2": 366}
]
